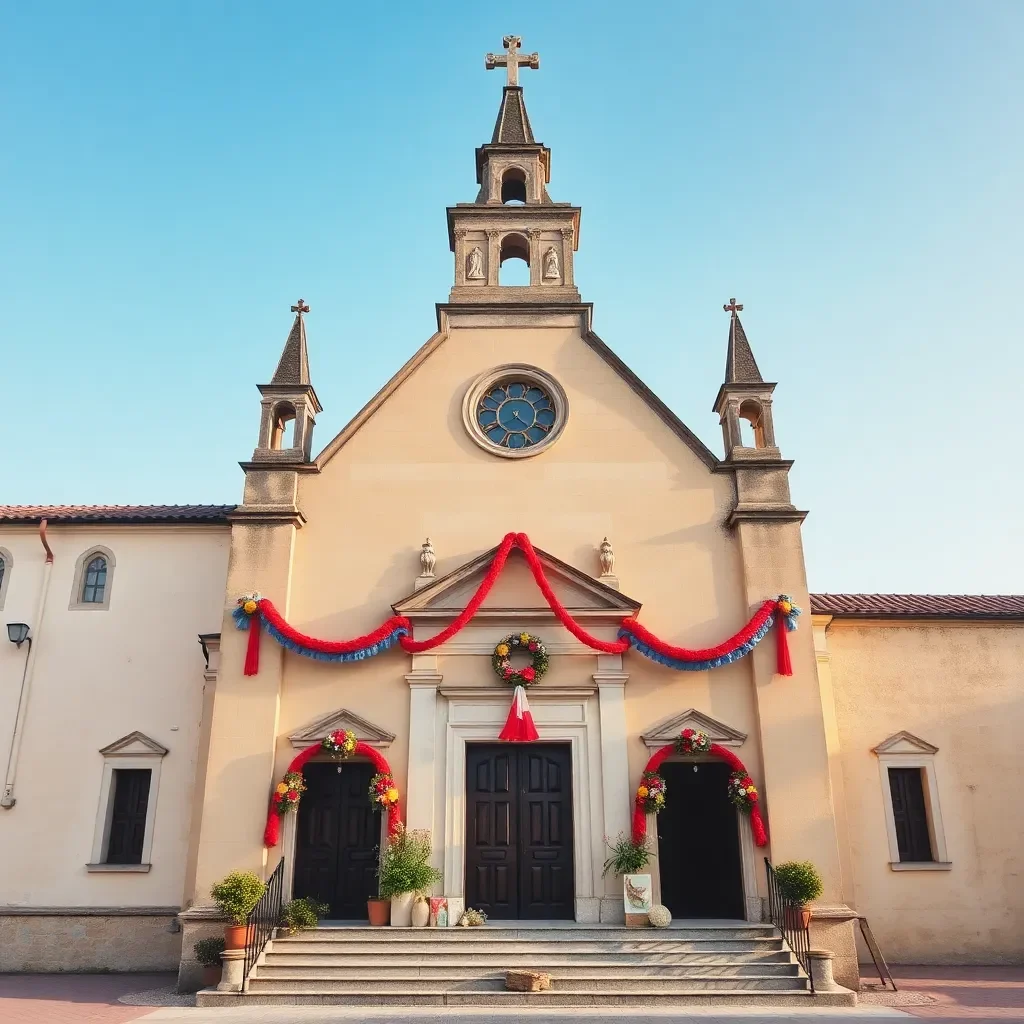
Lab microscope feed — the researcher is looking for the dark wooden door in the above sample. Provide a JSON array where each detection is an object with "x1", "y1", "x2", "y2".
[
  {"x1": 465, "y1": 744, "x2": 574, "y2": 920},
  {"x1": 657, "y1": 761, "x2": 745, "y2": 919},
  {"x1": 292, "y1": 761, "x2": 378, "y2": 920}
]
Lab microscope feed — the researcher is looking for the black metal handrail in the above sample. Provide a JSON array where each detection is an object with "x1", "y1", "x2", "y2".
[
  {"x1": 764, "y1": 857, "x2": 814, "y2": 994},
  {"x1": 242, "y1": 859, "x2": 284, "y2": 991}
]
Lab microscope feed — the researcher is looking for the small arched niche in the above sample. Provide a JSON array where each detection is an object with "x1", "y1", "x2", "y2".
[
  {"x1": 270, "y1": 402, "x2": 297, "y2": 450},
  {"x1": 738, "y1": 399, "x2": 766, "y2": 449},
  {"x1": 500, "y1": 167, "x2": 527, "y2": 205},
  {"x1": 499, "y1": 233, "x2": 531, "y2": 286}
]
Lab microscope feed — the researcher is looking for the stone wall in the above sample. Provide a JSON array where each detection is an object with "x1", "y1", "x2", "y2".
[{"x1": 0, "y1": 909, "x2": 181, "y2": 971}]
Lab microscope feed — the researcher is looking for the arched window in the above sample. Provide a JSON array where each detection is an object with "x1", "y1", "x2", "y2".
[
  {"x1": 499, "y1": 232, "x2": 531, "y2": 286},
  {"x1": 82, "y1": 556, "x2": 108, "y2": 604},
  {"x1": 738, "y1": 400, "x2": 766, "y2": 449},
  {"x1": 501, "y1": 167, "x2": 527, "y2": 205},
  {"x1": 270, "y1": 403, "x2": 296, "y2": 450},
  {"x1": 71, "y1": 546, "x2": 115, "y2": 610}
]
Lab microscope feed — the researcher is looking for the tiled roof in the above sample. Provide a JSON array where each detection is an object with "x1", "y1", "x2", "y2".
[
  {"x1": 0, "y1": 505, "x2": 235, "y2": 525},
  {"x1": 809, "y1": 593, "x2": 1024, "y2": 619}
]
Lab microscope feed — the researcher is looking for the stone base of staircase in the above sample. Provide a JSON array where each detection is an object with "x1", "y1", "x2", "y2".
[{"x1": 196, "y1": 922, "x2": 856, "y2": 1008}]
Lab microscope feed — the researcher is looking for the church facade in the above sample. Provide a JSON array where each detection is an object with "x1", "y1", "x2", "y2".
[{"x1": 1, "y1": 38, "x2": 1020, "y2": 991}]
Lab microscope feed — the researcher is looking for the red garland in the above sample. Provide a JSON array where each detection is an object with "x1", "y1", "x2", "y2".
[
  {"x1": 263, "y1": 739, "x2": 402, "y2": 848},
  {"x1": 242, "y1": 533, "x2": 794, "y2": 680},
  {"x1": 631, "y1": 741, "x2": 768, "y2": 849}
]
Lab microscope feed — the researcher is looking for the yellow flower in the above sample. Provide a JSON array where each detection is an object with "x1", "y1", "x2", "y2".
[
  {"x1": 637, "y1": 785, "x2": 649, "y2": 799},
  {"x1": 655, "y1": 793, "x2": 665, "y2": 803},
  {"x1": 243, "y1": 599, "x2": 258, "y2": 615},
  {"x1": 386, "y1": 787, "x2": 399, "y2": 803},
  {"x1": 519, "y1": 633, "x2": 530, "y2": 644},
  {"x1": 496, "y1": 643, "x2": 509, "y2": 657},
  {"x1": 276, "y1": 782, "x2": 288, "y2": 795},
  {"x1": 779, "y1": 600, "x2": 792, "y2": 615}
]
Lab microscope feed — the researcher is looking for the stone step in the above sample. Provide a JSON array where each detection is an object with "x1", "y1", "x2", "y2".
[
  {"x1": 283, "y1": 925, "x2": 775, "y2": 942},
  {"x1": 198, "y1": 989, "x2": 858, "y2": 1008},
  {"x1": 246, "y1": 975, "x2": 809, "y2": 993},
  {"x1": 257, "y1": 962, "x2": 800, "y2": 980},
  {"x1": 262, "y1": 950, "x2": 796, "y2": 968},
  {"x1": 269, "y1": 938, "x2": 784, "y2": 955}
]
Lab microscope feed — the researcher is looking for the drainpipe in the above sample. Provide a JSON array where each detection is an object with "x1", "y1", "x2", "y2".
[{"x1": 2, "y1": 519, "x2": 54, "y2": 808}]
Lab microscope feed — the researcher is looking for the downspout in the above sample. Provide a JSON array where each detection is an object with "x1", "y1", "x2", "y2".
[{"x1": 2, "y1": 519, "x2": 54, "y2": 808}]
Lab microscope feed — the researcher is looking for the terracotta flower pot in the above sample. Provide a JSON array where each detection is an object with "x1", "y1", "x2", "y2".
[
  {"x1": 783, "y1": 905, "x2": 812, "y2": 931},
  {"x1": 367, "y1": 898, "x2": 391, "y2": 927},
  {"x1": 200, "y1": 965, "x2": 222, "y2": 989},
  {"x1": 223, "y1": 924, "x2": 248, "y2": 950}
]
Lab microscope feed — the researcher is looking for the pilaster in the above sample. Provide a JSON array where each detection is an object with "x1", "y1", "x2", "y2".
[
  {"x1": 595, "y1": 657, "x2": 630, "y2": 915},
  {"x1": 406, "y1": 658, "x2": 442, "y2": 833}
]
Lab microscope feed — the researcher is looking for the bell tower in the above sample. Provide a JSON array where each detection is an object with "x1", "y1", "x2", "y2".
[{"x1": 448, "y1": 35, "x2": 581, "y2": 303}]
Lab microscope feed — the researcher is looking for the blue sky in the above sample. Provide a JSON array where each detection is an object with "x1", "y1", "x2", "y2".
[{"x1": 3, "y1": 2, "x2": 1022, "y2": 593}]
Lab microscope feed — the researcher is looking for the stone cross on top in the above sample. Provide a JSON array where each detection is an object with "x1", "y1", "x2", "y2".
[
  {"x1": 723, "y1": 298, "x2": 743, "y2": 317},
  {"x1": 485, "y1": 35, "x2": 540, "y2": 88},
  {"x1": 291, "y1": 298, "x2": 310, "y2": 316}
]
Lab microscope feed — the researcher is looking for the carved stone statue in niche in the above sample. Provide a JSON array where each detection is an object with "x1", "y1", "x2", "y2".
[
  {"x1": 599, "y1": 537, "x2": 615, "y2": 576},
  {"x1": 466, "y1": 246, "x2": 485, "y2": 280},
  {"x1": 543, "y1": 246, "x2": 560, "y2": 280}
]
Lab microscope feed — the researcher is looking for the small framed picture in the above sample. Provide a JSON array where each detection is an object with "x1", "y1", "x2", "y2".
[{"x1": 429, "y1": 897, "x2": 449, "y2": 928}]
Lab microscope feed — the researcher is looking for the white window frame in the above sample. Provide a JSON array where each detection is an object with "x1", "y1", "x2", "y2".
[
  {"x1": 0, "y1": 546, "x2": 12, "y2": 610},
  {"x1": 87, "y1": 731, "x2": 167, "y2": 872},
  {"x1": 873, "y1": 731, "x2": 951, "y2": 871},
  {"x1": 70, "y1": 545, "x2": 116, "y2": 611}
]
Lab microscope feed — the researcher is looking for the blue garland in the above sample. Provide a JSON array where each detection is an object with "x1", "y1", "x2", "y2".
[{"x1": 620, "y1": 616, "x2": 774, "y2": 671}]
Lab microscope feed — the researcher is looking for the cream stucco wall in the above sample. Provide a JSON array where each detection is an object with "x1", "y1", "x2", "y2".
[
  {"x1": 824, "y1": 617, "x2": 1024, "y2": 963},
  {"x1": 0, "y1": 525, "x2": 229, "y2": 911}
]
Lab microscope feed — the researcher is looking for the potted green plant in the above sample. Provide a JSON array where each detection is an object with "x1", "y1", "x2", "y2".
[
  {"x1": 210, "y1": 870, "x2": 266, "y2": 949},
  {"x1": 280, "y1": 896, "x2": 329, "y2": 935},
  {"x1": 378, "y1": 825, "x2": 442, "y2": 927},
  {"x1": 193, "y1": 936, "x2": 226, "y2": 988},
  {"x1": 774, "y1": 860, "x2": 823, "y2": 930},
  {"x1": 602, "y1": 832, "x2": 656, "y2": 928}
]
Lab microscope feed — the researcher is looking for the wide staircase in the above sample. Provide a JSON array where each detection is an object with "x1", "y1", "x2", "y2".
[{"x1": 197, "y1": 921, "x2": 856, "y2": 1007}]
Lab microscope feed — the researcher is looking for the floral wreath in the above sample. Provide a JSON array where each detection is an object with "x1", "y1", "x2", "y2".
[
  {"x1": 636, "y1": 770, "x2": 666, "y2": 814},
  {"x1": 369, "y1": 772, "x2": 400, "y2": 810},
  {"x1": 727, "y1": 770, "x2": 759, "y2": 812},
  {"x1": 322, "y1": 729, "x2": 357, "y2": 759},
  {"x1": 272, "y1": 771, "x2": 306, "y2": 815},
  {"x1": 674, "y1": 727, "x2": 711, "y2": 756},
  {"x1": 492, "y1": 632, "x2": 549, "y2": 687}
]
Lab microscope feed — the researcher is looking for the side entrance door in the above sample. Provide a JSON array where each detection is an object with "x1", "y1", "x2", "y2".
[
  {"x1": 292, "y1": 761, "x2": 378, "y2": 920},
  {"x1": 657, "y1": 760, "x2": 745, "y2": 919},
  {"x1": 465, "y1": 743, "x2": 575, "y2": 920}
]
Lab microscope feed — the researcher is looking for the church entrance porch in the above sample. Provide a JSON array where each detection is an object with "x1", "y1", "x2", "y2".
[
  {"x1": 657, "y1": 760, "x2": 745, "y2": 919},
  {"x1": 464, "y1": 743, "x2": 575, "y2": 919},
  {"x1": 292, "y1": 761, "x2": 378, "y2": 921}
]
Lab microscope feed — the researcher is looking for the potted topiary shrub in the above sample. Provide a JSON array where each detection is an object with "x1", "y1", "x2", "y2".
[
  {"x1": 210, "y1": 870, "x2": 266, "y2": 949},
  {"x1": 280, "y1": 896, "x2": 329, "y2": 935},
  {"x1": 378, "y1": 825, "x2": 442, "y2": 927},
  {"x1": 774, "y1": 860, "x2": 823, "y2": 930},
  {"x1": 602, "y1": 832, "x2": 656, "y2": 928},
  {"x1": 193, "y1": 936, "x2": 226, "y2": 989}
]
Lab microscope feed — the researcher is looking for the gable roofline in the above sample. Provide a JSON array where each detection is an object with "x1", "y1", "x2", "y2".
[
  {"x1": 313, "y1": 304, "x2": 721, "y2": 472},
  {"x1": 810, "y1": 593, "x2": 1024, "y2": 620}
]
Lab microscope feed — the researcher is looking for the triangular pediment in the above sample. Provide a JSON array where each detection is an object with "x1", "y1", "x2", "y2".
[
  {"x1": 99, "y1": 731, "x2": 168, "y2": 757},
  {"x1": 873, "y1": 731, "x2": 939, "y2": 755},
  {"x1": 289, "y1": 708, "x2": 396, "y2": 749},
  {"x1": 392, "y1": 544, "x2": 641, "y2": 623},
  {"x1": 641, "y1": 709, "x2": 747, "y2": 749}
]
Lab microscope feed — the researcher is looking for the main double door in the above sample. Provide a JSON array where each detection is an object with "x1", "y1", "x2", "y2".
[
  {"x1": 292, "y1": 761, "x2": 378, "y2": 920},
  {"x1": 465, "y1": 743, "x2": 575, "y2": 920}
]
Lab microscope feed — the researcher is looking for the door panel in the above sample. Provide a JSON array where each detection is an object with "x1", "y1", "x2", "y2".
[
  {"x1": 465, "y1": 744, "x2": 574, "y2": 920},
  {"x1": 293, "y1": 761, "x2": 377, "y2": 920}
]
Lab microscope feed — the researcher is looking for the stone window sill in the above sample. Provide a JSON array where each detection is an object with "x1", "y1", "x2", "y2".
[
  {"x1": 889, "y1": 861, "x2": 952, "y2": 871},
  {"x1": 86, "y1": 863, "x2": 152, "y2": 873}
]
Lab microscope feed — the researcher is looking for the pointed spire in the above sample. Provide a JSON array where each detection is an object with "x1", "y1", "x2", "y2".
[
  {"x1": 491, "y1": 86, "x2": 536, "y2": 144},
  {"x1": 722, "y1": 298, "x2": 763, "y2": 385},
  {"x1": 271, "y1": 299, "x2": 311, "y2": 386}
]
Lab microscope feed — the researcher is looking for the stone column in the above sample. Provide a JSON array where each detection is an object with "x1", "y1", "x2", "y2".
[
  {"x1": 217, "y1": 948, "x2": 245, "y2": 992},
  {"x1": 405, "y1": 661, "x2": 441, "y2": 834},
  {"x1": 529, "y1": 229, "x2": 543, "y2": 286},
  {"x1": 453, "y1": 229, "x2": 466, "y2": 287},
  {"x1": 486, "y1": 230, "x2": 500, "y2": 287},
  {"x1": 560, "y1": 227, "x2": 575, "y2": 287},
  {"x1": 595, "y1": 658, "x2": 630, "y2": 922}
]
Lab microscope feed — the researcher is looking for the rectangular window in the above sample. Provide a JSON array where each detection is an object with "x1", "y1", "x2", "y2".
[
  {"x1": 888, "y1": 766, "x2": 933, "y2": 862},
  {"x1": 105, "y1": 768, "x2": 151, "y2": 865}
]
